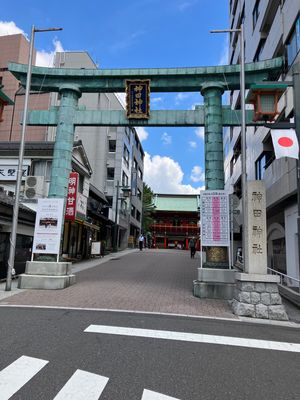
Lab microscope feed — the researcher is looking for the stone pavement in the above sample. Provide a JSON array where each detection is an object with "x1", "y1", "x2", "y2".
[{"x1": 0, "y1": 249, "x2": 236, "y2": 319}]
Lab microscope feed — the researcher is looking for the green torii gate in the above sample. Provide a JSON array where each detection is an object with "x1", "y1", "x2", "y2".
[{"x1": 9, "y1": 57, "x2": 283, "y2": 201}]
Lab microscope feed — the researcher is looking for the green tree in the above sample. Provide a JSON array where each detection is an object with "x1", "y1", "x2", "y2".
[{"x1": 142, "y1": 183, "x2": 155, "y2": 235}]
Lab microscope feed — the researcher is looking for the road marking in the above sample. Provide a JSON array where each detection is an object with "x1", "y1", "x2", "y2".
[
  {"x1": 142, "y1": 389, "x2": 180, "y2": 399},
  {"x1": 53, "y1": 369, "x2": 109, "y2": 400},
  {"x1": 84, "y1": 324, "x2": 300, "y2": 353},
  {"x1": 0, "y1": 355, "x2": 48, "y2": 400}
]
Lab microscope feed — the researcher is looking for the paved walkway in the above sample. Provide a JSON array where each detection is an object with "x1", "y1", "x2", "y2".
[{"x1": 0, "y1": 249, "x2": 236, "y2": 319}]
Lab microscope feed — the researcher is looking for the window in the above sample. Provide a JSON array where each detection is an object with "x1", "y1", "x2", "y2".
[
  {"x1": 287, "y1": 17, "x2": 300, "y2": 66},
  {"x1": 136, "y1": 210, "x2": 141, "y2": 222},
  {"x1": 133, "y1": 158, "x2": 138, "y2": 170},
  {"x1": 123, "y1": 144, "x2": 130, "y2": 167},
  {"x1": 77, "y1": 173, "x2": 84, "y2": 193},
  {"x1": 32, "y1": 160, "x2": 52, "y2": 181},
  {"x1": 252, "y1": 0, "x2": 261, "y2": 30},
  {"x1": 122, "y1": 171, "x2": 128, "y2": 187},
  {"x1": 106, "y1": 196, "x2": 113, "y2": 207},
  {"x1": 254, "y1": 38, "x2": 266, "y2": 62},
  {"x1": 233, "y1": 135, "x2": 241, "y2": 161},
  {"x1": 224, "y1": 140, "x2": 229, "y2": 158},
  {"x1": 255, "y1": 152, "x2": 274, "y2": 180},
  {"x1": 125, "y1": 127, "x2": 131, "y2": 140},
  {"x1": 131, "y1": 205, "x2": 136, "y2": 218},
  {"x1": 138, "y1": 168, "x2": 143, "y2": 180},
  {"x1": 108, "y1": 140, "x2": 116, "y2": 152},
  {"x1": 107, "y1": 167, "x2": 114, "y2": 180},
  {"x1": 137, "y1": 188, "x2": 142, "y2": 200}
]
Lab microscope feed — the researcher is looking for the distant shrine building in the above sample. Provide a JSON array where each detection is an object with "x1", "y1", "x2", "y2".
[{"x1": 150, "y1": 194, "x2": 200, "y2": 250}]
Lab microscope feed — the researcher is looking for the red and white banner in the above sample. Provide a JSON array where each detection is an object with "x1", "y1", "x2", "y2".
[
  {"x1": 65, "y1": 172, "x2": 79, "y2": 221},
  {"x1": 271, "y1": 130, "x2": 299, "y2": 160}
]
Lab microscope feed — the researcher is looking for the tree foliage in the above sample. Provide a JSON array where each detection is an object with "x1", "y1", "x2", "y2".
[{"x1": 142, "y1": 183, "x2": 155, "y2": 234}]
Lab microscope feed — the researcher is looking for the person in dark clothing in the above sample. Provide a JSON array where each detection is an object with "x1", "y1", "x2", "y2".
[{"x1": 189, "y1": 237, "x2": 196, "y2": 258}]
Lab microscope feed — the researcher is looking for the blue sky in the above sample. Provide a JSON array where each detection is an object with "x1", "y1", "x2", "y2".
[{"x1": 1, "y1": 0, "x2": 229, "y2": 194}]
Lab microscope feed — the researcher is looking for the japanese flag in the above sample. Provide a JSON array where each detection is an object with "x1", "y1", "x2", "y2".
[{"x1": 271, "y1": 130, "x2": 299, "y2": 160}]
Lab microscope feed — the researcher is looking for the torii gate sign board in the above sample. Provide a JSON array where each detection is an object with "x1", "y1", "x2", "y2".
[{"x1": 8, "y1": 57, "x2": 284, "y2": 290}]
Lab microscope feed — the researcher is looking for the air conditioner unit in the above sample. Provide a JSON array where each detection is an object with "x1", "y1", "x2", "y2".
[{"x1": 24, "y1": 176, "x2": 45, "y2": 199}]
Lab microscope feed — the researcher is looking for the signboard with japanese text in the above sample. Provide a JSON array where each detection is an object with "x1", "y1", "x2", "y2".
[
  {"x1": 0, "y1": 165, "x2": 29, "y2": 180},
  {"x1": 245, "y1": 181, "x2": 267, "y2": 274},
  {"x1": 32, "y1": 198, "x2": 64, "y2": 254},
  {"x1": 76, "y1": 192, "x2": 87, "y2": 218},
  {"x1": 65, "y1": 172, "x2": 79, "y2": 221},
  {"x1": 200, "y1": 190, "x2": 230, "y2": 247},
  {"x1": 126, "y1": 79, "x2": 150, "y2": 119}
]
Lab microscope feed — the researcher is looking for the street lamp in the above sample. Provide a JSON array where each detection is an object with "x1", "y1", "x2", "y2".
[
  {"x1": 210, "y1": 24, "x2": 247, "y2": 270},
  {"x1": 113, "y1": 180, "x2": 131, "y2": 252},
  {"x1": 5, "y1": 25, "x2": 63, "y2": 291}
]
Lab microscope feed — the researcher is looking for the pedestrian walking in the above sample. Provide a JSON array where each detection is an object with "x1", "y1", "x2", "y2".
[
  {"x1": 189, "y1": 237, "x2": 196, "y2": 258},
  {"x1": 138, "y1": 234, "x2": 144, "y2": 251}
]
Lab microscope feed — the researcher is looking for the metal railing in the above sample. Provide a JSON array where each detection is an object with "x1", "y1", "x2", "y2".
[{"x1": 267, "y1": 267, "x2": 300, "y2": 292}]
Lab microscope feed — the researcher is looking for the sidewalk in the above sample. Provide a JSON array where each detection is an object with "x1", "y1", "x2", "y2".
[
  {"x1": 0, "y1": 248, "x2": 137, "y2": 301},
  {"x1": 1, "y1": 249, "x2": 299, "y2": 324}
]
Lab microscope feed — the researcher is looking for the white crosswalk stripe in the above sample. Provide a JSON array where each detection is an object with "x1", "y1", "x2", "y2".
[
  {"x1": 53, "y1": 369, "x2": 109, "y2": 400},
  {"x1": 84, "y1": 324, "x2": 300, "y2": 353},
  {"x1": 0, "y1": 355, "x2": 48, "y2": 400},
  {"x1": 0, "y1": 356, "x2": 178, "y2": 399},
  {"x1": 141, "y1": 389, "x2": 181, "y2": 399}
]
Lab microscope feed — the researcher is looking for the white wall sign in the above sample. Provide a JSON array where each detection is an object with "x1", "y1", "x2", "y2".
[
  {"x1": 32, "y1": 198, "x2": 64, "y2": 255},
  {"x1": 76, "y1": 193, "x2": 87, "y2": 217},
  {"x1": 0, "y1": 165, "x2": 29, "y2": 181},
  {"x1": 200, "y1": 190, "x2": 230, "y2": 247},
  {"x1": 91, "y1": 241, "x2": 101, "y2": 255}
]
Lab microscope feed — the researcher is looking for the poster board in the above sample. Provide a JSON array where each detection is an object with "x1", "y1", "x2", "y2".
[
  {"x1": 32, "y1": 198, "x2": 64, "y2": 255},
  {"x1": 200, "y1": 190, "x2": 230, "y2": 247},
  {"x1": 91, "y1": 241, "x2": 101, "y2": 255}
]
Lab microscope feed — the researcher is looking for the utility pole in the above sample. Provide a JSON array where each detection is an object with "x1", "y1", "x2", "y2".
[
  {"x1": 113, "y1": 180, "x2": 120, "y2": 252},
  {"x1": 6, "y1": 25, "x2": 62, "y2": 291}
]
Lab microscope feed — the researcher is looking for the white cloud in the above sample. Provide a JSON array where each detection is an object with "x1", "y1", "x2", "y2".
[
  {"x1": 0, "y1": 21, "x2": 64, "y2": 68},
  {"x1": 177, "y1": 1, "x2": 198, "y2": 12},
  {"x1": 36, "y1": 39, "x2": 64, "y2": 67},
  {"x1": 144, "y1": 152, "x2": 204, "y2": 194},
  {"x1": 136, "y1": 127, "x2": 149, "y2": 142},
  {"x1": 190, "y1": 165, "x2": 205, "y2": 182},
  {"x1": 161, "y1": 132, "x2": 172, "y2": 145},
  {"x1": 175, "y1": 92, "x2": 190, "y2": 104},
  {"x1": 151, "y1": 96, "x2": 163, "y2": 103},
  {"x1": 219, "y1": 37, "x2": 229, "y2": 66},
  {"x1": 0, "y1": 21, "x2": 26, "y2": 37},
  {"x1": 189, "y1": 141, "x2": 197, "y2": 149},
  {"x1": 195, "y1": 127, "x2": 204, "y2": 140}
]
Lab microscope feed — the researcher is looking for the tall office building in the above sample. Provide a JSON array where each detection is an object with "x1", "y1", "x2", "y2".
[{"x1": 226, "y1": 0, "x2": 300, "y2": 281}]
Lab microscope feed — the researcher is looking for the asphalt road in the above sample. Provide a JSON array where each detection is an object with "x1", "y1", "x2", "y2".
[{"x1": 0, "y1": 307, "x2": 300, "y2": 399}]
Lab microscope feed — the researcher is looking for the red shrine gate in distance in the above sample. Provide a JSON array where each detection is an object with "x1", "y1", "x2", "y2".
[{"x1": 149, "y1": 194, "x2": 200, "y2": 250}]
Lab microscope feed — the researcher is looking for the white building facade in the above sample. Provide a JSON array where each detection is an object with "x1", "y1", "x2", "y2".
[{"x1": 226, "y1": 0, "x2": 300, "y2": 282}]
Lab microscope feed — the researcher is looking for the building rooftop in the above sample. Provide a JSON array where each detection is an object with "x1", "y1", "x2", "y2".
[{"x1": 153, "y1": 194, "x2": 200, "y2": 212}]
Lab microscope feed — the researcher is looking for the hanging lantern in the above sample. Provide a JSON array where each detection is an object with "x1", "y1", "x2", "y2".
[{"x1": 246, "y1": 83, "x2": 287, "y2": 122}]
